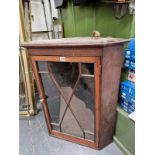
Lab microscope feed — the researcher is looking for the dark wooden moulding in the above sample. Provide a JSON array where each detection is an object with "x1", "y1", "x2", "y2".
[{"x1": 20, "y1": 37, "x2": 128, "y2": 150}]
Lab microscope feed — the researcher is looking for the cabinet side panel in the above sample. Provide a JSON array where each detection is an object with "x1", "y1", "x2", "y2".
[{"x1": 99, "y1": 45, "x2": 123, "y2": 148}]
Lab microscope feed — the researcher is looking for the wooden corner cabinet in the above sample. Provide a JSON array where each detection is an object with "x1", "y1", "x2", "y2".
[{"x1": 20, "y1": 37, "x2": 128, "y2": 149}]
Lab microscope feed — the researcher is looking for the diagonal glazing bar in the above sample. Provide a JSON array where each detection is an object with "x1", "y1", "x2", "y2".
[
  {"x1": 59, "y1": 63, "x2": 81, "y2": 128},
  {"x1": 46, "y1": 62, "x2": 85, "y2": 134},
  {"x1": 47, "y1": 62, "x2": 84, "y2": 133}
]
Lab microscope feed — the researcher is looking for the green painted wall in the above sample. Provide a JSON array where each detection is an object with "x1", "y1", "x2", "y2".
[
  {"x1": 114, "y1": 107, "x2": 135, "y2": 155},
  {"x1": 58, "y1": 2, "x2": 135, "y2": 154},
  {"x1": 58, "y1": 0, "x2": 135, "y2": 38}
]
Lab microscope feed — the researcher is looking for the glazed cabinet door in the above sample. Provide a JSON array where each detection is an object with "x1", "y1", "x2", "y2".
[{"x1": 31, "y1": 56, "x2": 101, "y2": 148}]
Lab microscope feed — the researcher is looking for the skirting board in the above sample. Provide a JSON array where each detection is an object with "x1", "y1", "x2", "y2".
[{"x1": 113, "y1": 136, "x2": 133, "y2": 155}]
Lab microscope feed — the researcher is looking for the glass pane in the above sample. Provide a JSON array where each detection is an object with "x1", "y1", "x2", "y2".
[
  {"x1": 61, "y1": 108, "x2": 84, "y2": 138},
  {"x1": 61, "y1": 65, "x2": 95, "y2": 141},
  {"x1": 40, "y1": 73, "x2": 62, "y2": 124},
  {"x1": 81, "y1": 63, "x2": 94, "y2": 75},
  {"x1": 37, "y1": 61, "x2": 62, "y2": 128},
  {"x1": 64, "y1": 76, "x2": 95, "y2": 141},
  {"x1": 85, "y1": 132, "x2": 94, "y2": 142},
  {"x1": 37, "y1": 61, "x2": 95, "y2": 141},
  {"x1": 49, "y1": 62, "x2": 79, "y2": 100},
  {"x1": 37, "y1": 61, "x2": 48, "y2": 72}
]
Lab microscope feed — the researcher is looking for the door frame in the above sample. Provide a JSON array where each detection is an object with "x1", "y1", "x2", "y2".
[{"x1": 30, "y1": 55, "x2": 101, "y2": 149}]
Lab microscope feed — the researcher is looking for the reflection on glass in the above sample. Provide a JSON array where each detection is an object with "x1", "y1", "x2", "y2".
[{"x1": 81, "y1": 63, "x2": 94, "y2": 75}]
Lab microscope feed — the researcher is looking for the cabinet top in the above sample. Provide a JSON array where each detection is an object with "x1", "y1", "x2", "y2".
[{"x1": 20, "y1": 37, "x2": 129, "y2": 48}]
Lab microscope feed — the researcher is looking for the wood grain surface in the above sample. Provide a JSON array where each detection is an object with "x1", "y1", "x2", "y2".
[
  {"x1": 99, "y1": 45, "x2": 123, "y2": 149},
  {"x1": 20, "y1": 37, "x2": 129, "y2": 48},
  {"x1": 25, "y1": 38, "x2": 127, "y2": 149}
]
